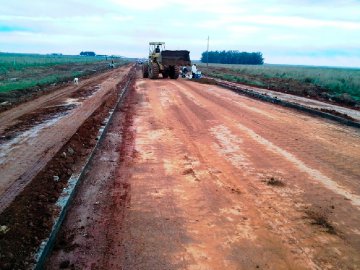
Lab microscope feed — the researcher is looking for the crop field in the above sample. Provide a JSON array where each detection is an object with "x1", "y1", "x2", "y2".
[
  {"x1": 0, "y1": 53, "x2": 126, "y2": 93},
  {"x1": 200, "y1": 63, "x2": 360, "y2": 105}
]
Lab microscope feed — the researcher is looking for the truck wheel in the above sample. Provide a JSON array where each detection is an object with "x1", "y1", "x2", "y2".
[
  {"x1": 169, "y1": 66, "x2": 180, "y2": 79},
  {"x1": 143, "y1": 64, "x2": 149, "y2": 78},
  {"x1": 149, "y1": 63, "x2": 159, "y2": 79},
  {"x1": 162, "y1": 69, "x2": 169, "y2": 78}
]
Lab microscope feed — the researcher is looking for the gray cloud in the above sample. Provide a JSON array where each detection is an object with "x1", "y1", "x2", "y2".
[{"x1": 0, "y1": 0, "x2": 359, "y2": 66}]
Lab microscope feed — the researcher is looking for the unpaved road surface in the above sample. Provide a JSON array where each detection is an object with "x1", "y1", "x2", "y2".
[
  {"x1": 47, "y1": 76, "x2": 360, "y2": 269},
  {"x1": 0, "y1": 65, "x2": 132, "y2": 212}
]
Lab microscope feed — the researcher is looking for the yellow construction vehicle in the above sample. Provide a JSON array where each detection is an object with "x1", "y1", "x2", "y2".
[{"x1": 143, "y1": 42, "x2": 191, "y2": 79}]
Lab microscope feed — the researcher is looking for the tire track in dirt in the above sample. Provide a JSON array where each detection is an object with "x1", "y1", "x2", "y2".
[
  {"x1": 179, "y1": 80, "x2": 360, "y2": 194},
  {"x1": 169, "y1": 80, "x2": 360, "y2": 268},
  {"x1": 0, "y1": 65, "x2": 132, "y2": 212},
  {"x1": 47, "y1": 77, "x2": 360, "y2": 269}
]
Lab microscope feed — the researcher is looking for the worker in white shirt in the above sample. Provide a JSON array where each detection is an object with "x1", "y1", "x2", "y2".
[{"x1": 191, "y1": 64, "x2": 197, "y2": 78}]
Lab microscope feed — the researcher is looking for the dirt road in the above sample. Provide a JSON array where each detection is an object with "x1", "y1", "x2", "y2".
[
  {"x1": 47, "y1": 76, "x2": 360, "y2": 269},
  {"x1": 0, "y1": 65, "x2": 132, "y2": 212}
]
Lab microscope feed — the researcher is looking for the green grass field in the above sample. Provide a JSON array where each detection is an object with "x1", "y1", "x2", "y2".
[
  {"x1": 0, "y1": 53, "x2": 126, "y2": 93},
  {"x1": 199, "y1": 63, "x2": 360, "y2": 103}
]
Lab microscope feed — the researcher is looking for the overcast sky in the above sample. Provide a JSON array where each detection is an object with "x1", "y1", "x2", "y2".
[{"x1": 1, "y1": 0, "x2": 359, "y2": 67}]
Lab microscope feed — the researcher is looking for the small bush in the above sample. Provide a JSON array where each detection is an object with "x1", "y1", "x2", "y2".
[{"x1": 305, "y1": 209, "x2": 336, "y2": 234}]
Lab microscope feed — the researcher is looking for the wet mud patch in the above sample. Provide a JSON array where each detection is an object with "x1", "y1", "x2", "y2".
[
  {"x1": 0, "y1": 104, "x2": 77, "y2": 143},
  {"x1": 70, "y1": 84, "x2": 101, "y2": 99},
  {"x1": 0, "y1": 72, "x2": 134, "y2": 269}
]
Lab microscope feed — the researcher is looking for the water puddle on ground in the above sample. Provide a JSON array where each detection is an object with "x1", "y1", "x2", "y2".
[
  {"x1": 0, "y1": 102, "x2": 79, "y2": 164},
  {"x1": 0, "y1": 103, "x2": 78, "y2": 145},
  {"x1": 63, "y1": 98, "x2": 81, "y2": 106},
  {"x1": 0, "y1": 117, "x2": 62, "y2": 164}
]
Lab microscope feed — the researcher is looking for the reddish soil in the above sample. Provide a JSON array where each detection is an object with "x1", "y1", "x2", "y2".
[
  {"x1": 45, "y1": 76, "x2": 138, "y2": 270},
  {"x1": 45, "y1": 76, "x2": 360, "y2": 269},
  {"x1": 0, "y1": 66, "x2": 135, "y2": 269},
  {"x1": 0, "y1": 104, "x2": 76, "y2": 143},
  {"x1": 0, "y1": 65, "x2": 132, "y2": 212}
]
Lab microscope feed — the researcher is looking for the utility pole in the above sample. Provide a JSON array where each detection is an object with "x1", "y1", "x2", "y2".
[{"x1": 206, "y1": 35, "x2": 209, "y2": 69}]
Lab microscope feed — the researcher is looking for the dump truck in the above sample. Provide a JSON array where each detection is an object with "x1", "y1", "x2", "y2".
[{"x1": 143, "y1": 42, "x2": 191, "y2": 79}]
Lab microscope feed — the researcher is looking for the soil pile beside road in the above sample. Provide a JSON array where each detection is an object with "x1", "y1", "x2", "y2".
[{"x1": 0, "y1": 66, "x2": 135, "y2": 269}]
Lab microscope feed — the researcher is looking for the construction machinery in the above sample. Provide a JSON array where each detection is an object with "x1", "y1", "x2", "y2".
[{"x1": 143, "y1": 42, "x2": 191, "y2": 79}]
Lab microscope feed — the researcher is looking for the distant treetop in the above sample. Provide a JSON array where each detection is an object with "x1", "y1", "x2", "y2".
[
  {"x1": 80, "y1": 51, "x2": 96, "y2": 56},
  {"x1": 201, "y1": 50, "x2": 264, "y2": 65}
]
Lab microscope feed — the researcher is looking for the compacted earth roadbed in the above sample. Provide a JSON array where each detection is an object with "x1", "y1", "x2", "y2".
[
  {"x1": 0, "y1": 65, "x2": 136, "y2": 269},
  {"x1": 1, "y1": 69, "x2": 360, "y2": 269},
  {"x1": 42, "y1": 75, "x2": 360, "y2": 269}
]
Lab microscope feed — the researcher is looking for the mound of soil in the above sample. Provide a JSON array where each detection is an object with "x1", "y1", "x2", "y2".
[
  {"x1": 193, "y1": 77, "x2": 218, "y2": 85},
  {"x1": 0, "y1": 70, "x2": 135, "y2": 269}
]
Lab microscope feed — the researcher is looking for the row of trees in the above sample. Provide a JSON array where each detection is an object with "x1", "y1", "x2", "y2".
[{"x1": 201, "y1": 50, "x2": 264, "y2": 65}]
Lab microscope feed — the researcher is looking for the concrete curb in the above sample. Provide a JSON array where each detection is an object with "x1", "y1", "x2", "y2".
[
  {"x1": 33, "y1": 69, "x2": 135, "y2": 270},
  {"x1": 210, "y1": 78, "x2": 360, "y2": 129}
]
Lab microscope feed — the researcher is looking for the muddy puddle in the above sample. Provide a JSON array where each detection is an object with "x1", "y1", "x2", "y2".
[{"x1": 0, "y1": 103, "x2": 78, "y2": 144}]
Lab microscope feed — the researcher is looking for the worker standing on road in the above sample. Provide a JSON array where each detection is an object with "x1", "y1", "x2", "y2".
[{"x1": 191, "y1": 64, "x2": 197, "y2": 78}]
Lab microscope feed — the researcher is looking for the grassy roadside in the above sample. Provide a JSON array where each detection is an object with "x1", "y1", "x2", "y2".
[
  {"x1": 199, "y1": 63, "x2": 360, "y2": 106},
  {"x1": 0, "y1": 53, "x2": 127, "y2": 93}
]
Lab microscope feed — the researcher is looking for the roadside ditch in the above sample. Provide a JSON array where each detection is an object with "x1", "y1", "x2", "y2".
[{"x1": 0, "y1": 67, "x2": 135, "y2": 269}]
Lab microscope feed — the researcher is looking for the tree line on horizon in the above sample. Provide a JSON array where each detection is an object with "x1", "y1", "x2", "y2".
[
  {"x1": 201, "y1": 50, "x2": 264, "y2": 65},
  {"x1": 80, "y1": 51, "x2": 96, "y2": 56}
]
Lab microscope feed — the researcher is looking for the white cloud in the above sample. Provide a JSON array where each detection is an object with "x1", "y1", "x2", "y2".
[
  {"x1": 196, "y1": 14, "x2": 360, "y2": 31},
  {"x1": 109, "y1": 0, "x2": 245, "y2": 13},
  {"x1": 0, "y1": 0, "x2": 359, "y2": 66},
  {"x1": 109, "y1": 0, "x2": 171, "y2": 11}
]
